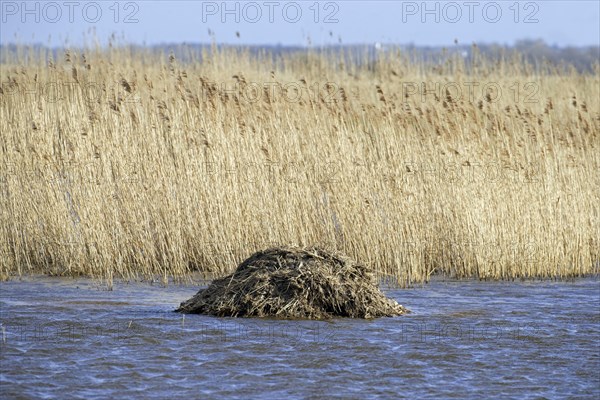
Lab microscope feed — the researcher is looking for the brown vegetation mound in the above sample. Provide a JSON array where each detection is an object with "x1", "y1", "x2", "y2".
[{"x1": 176, "y1": 246, "x2": 409, "y2": 319}]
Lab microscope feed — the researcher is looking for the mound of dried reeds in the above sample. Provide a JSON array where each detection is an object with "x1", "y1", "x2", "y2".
[{"x1": 176, "y1": 246, "x2": 409, "y2": 319}]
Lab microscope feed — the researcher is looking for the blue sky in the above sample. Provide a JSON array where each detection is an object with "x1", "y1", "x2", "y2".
[{"x1": 1, "y1": 1, "x2": 599, "y2": 47}]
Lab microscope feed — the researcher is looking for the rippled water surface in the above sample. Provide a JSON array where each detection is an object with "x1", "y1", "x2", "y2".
[{"x1": 1, "y1": 277, "x2": 599, "y2": 399}]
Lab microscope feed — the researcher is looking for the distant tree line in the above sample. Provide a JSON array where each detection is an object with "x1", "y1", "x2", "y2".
[{"x1": 1, "y1": 39, "x2": 598, "y2": 73}]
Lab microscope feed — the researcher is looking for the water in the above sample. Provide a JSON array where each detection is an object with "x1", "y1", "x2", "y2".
[{"x1": 1, "y1": 277, "x2": 598, "y2": 399}]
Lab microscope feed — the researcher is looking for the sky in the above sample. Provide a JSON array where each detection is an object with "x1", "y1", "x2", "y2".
[{"x1": 1, "y1": 1, "x2": 599, "y2": 48}]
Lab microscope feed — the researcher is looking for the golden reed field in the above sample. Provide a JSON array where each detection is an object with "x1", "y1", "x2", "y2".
[{"x1": 1, "y1": 45, "x2": 598, "y2": 287}]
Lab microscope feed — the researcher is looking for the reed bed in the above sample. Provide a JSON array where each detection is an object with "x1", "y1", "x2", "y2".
[{"x1": 1, "y1": 45, "x2": 598, "y2": 287}]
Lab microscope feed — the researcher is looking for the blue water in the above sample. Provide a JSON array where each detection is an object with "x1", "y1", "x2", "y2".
[{"x1": 1, "y1": 277, "x2": 599, "y2": 399}]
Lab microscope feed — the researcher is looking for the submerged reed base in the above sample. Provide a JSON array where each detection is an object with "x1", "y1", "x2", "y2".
[{"x1": 176, "y1": 246, "x2": 409, "y2": 319}]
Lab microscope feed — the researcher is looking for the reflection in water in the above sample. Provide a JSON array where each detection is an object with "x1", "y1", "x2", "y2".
[{"x1": 1, "y1": 277, "x2": 598, "y2": 399}]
